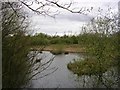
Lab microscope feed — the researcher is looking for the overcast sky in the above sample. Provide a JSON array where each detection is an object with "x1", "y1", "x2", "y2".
[{"x1": 28, "y1": 0, "x2": 120, "y2": 36}]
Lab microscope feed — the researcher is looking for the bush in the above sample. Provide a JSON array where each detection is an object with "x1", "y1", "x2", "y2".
[{"x1": 31, "y1": 37, "x2": 49, "y2": 46}]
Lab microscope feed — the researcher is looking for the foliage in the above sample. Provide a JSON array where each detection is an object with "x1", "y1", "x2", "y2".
[
  {"x1": 30, "y1": 34, "x2": 80, "y2": 45},
  {"x1": 67, "y1": 57, "x2": 116, "y2": 76},
  {"x1": 67, "y1": 10, "x2": 119, "y2": 87},
  {"x1": 31, "y1": 36, "x2": 49, "y2": 46},
  {"x1": 3, "y1": 35, "x2": 31, "y2": 88},
  {"x1": 2, "y1": 2, "x2": 31, "y2": 88}
]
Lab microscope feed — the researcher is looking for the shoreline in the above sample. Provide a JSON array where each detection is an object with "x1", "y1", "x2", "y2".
[{"x1": 30, "y1": 44, "x2": 86, "y2": 53}]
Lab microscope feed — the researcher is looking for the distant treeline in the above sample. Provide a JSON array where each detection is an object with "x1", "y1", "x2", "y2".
[
  {"x1": 29, "y1": 32, "x2": 117, "y2": 46},
  {"x1": 29, "y1": 33, "x2": 87, "y2": 46},
  {"x1": 30, "y1": 33, "x2": 79, "y2": 45}
]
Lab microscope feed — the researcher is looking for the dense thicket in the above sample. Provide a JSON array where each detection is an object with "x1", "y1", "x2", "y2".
[
  {"x1": 2, "y1": 2, "x2": 31, "y2": 88},
  {"x1": 67, "y1": 11, "x2": 120, "y2": 87}
]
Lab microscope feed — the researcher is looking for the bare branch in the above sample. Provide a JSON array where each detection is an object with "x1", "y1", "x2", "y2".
[
  {"x1": 18, "y1": 0, "x2": 92, "y2": 18},
  {"x1": 45, "y1": 0, "x2": 83, "y2": 14},
  {"x1": 32, "y1": 67, "x2": 58, "y2": 80},
  {"x1": 28, "y1": 56, "x2": 55, "y2": 80}
]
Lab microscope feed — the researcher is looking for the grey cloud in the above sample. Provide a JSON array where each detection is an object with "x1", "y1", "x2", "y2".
[
  {"x1": 28, "y1": 0, "x2": 119, "y2": 35},
  {"x1": 56, "y1": 13, "x2": 93, "y2": 22}
]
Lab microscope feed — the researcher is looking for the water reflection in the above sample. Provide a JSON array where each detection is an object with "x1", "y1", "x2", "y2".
[{"x1": 28, "y1": 51, "x2": 118, "y2": 88}]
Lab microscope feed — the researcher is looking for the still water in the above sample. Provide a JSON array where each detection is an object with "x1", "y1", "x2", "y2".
[{"x1": 28, "y1": 51, "x2": 117, "y2": 88}]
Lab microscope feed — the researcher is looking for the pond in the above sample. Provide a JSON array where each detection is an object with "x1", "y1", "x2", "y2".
[{"x1": 28, "y1": 51, "x2": 118, "y2": 88}]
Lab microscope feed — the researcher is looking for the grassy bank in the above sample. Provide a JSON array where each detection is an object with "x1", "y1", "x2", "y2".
[
  {"x1": 31, "y1": 44, "x2": 85, "y2": 53},
  {"x1": 67, "y1": 58, "x2": 116, "y2": 76}
]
